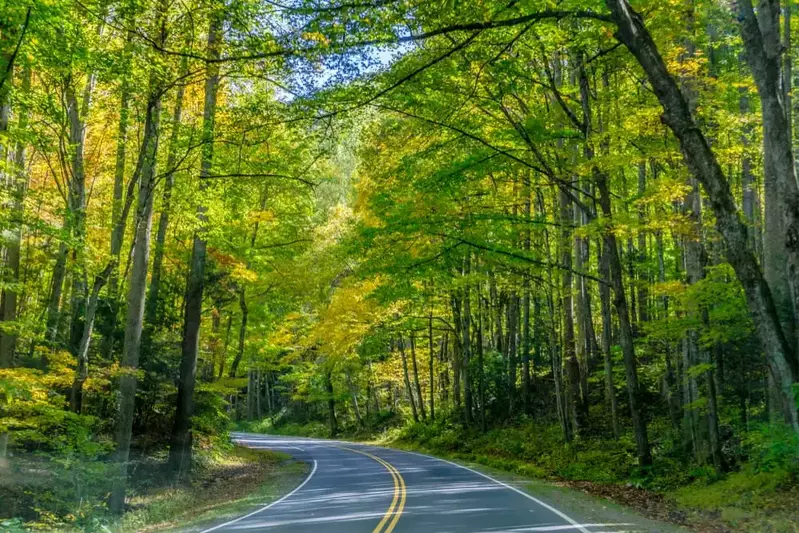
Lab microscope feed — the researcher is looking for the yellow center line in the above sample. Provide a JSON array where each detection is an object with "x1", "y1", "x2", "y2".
[
  {"x1": 383, "y1": 455, "x2": 405, "y2": 533},
  {"x1": 338, "y1": 446, "x2": 406, "y2": 533}
]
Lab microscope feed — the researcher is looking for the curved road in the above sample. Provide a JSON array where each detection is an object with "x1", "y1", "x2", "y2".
[{"x1": 199, "y1": 433, "x2": 644, "y2": 533}]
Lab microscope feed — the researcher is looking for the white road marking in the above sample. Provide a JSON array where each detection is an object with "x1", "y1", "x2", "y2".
[
  {"x1": 379, "y1": 447, "x2": 592, "y2": 533},
  {"x1": 198, "y1": 459, "x2": 318, "y2": 533},
  {"x1": 513, "y1": 524, "x2": 635, "y2": 531}
]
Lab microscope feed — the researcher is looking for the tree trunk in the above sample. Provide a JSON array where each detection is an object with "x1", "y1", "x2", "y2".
[
  {"x1": 347, "y1": 371, "x2": 364, "y2": 427},
  {"x1": 101, "y1": 30, "x2": 133, "y2": 360},
  {"x1": 0, "y1": 61, "x2": 29, "y2": 368},
  {"x1": 740, "y1": 87, "x2": 762, "y2": 256},
  {"x1": 110, "y1": 61, "x2": 164, "y2": 512},
  {"x1": 168, "y1": 8, "x2": 223, "y2": 475},
  {"x1": 410, "y1": 332, "x2": 426, "y2": 420},
  {"x1": 637, "y1": 162, "x2": 649, "y2": 324},
  {"x1": 450, "y1": 294, "x2": 462, "y2": 413},
  {"x1": 145, "y1": 53, "x2": 189, "y2": 332},
  {"x1": 573, "y1": 195, "x2": 590, "y2": 420},
  {"x1": 738, "y1": 0, "x2": 799, "y2": 364},
  {"x1": 507, "y1": 293, "x2": 519, "y2": 418},
  {"x1": 399, "y1": 334, "x2": 419, "y2": 423},
  {"x1": 684, "y1": 178, "x2": 725, "y2": 468},
  {"x1": 522, "y1": 176, "x2": 532, "y2": 414},
  {"x1": 599, "y1": 240, "x2": 620, "y2": 439},
  {"x1": 560, "y1": 187, "x2": 580, "y2": 435},
  {"x1": 230, "y1": 289, "x2": 247, "y2": 378},
  {"x1": 475, "y1": 281, "x2": 487, "y2": 431},
  {"x1": 64, "y1": 78, "x2": 92, "y2": 359},
  {"x1": 326, "y1": 372, "x2": 338, "y2": 436},
  {"x1": 490, "y1": 273, "x2": 503, "y2": 354},
  {"x1": 247, "y1": 370, "x2": 256, "y2": 420},
  {"x1": 45, "y1": 243, "x2": 68, "y2": 349},
  {"x1": 70, "y1": 262, "x2": 115, "y2": 413},
  {"x1": 440, "y1": 333, "x2": 449, "y2": 410},
  {"x1": 462, "y1": 258, "x2": 473, "y2": 424},
  {"x1": 596, "y1": 168, "x2": 652, "y2": 466},
  {"x1": 428, "y1": 310, "x2": 435, "y2": 421},
  {"x1": 218, "y1": 312, "x2": 232, "y2": 379}
]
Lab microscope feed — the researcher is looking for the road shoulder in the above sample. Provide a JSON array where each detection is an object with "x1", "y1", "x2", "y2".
[{"x1": 123, "y1": 446, "x2": 308, "y2": 533}]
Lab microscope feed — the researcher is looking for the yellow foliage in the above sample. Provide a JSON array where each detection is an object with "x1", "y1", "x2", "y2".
[{"x1": 301, "y1": 32, "x2": 330, "y2": 46}]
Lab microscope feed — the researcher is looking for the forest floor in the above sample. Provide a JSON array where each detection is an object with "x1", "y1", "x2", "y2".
[{"x1": 239, "y1": 419, "x2": 799, "y2": 533}]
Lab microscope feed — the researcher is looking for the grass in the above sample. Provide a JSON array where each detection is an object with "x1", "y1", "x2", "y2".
[{"x1": 115, "y1": 446, "x2": 307, "y2": 533}]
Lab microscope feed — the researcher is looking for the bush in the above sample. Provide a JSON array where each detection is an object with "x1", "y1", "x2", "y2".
[{"x1": 743, "y1": 423, "x2": 799, "y2": 476}]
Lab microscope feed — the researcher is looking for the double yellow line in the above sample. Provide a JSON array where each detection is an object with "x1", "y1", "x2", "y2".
[{"x1": 338, "y1": 446, "x2": 406, "y2": 533}]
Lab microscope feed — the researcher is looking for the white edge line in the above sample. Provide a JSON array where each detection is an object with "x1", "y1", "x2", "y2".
[
  {"x1": 384, "y1": 447, "x2": 591, "y2": 533},
  {"x1": 198, "y1": 458, "x2": 318, "y2": 533}
]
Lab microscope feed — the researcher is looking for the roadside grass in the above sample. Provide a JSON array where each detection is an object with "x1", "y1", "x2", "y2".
[
  {"x1": 117, "y1": 446, "x2": 307, "y2": 533},
  {"x1": 0, "y1": 444, "x2": 306, "y2": 532},
  {"x1": 253, "y1": 417, "x2": 799, "y2": 533}
]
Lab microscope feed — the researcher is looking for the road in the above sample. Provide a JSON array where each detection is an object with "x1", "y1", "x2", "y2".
[{"x1": 198, "y1": 433, "x2": 648, "y2": 533}]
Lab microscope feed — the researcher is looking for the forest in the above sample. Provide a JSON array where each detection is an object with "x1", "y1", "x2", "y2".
[{"x1": 1, "y1": 0, "x2": 799, "y2": 531}]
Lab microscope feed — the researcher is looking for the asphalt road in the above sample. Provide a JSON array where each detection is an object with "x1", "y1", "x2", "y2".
[{"x1": 198, "y1": 433, "x2": 645, "y2": 533}]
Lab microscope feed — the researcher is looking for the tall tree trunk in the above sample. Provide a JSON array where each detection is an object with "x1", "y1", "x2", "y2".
[
  {"x1": 230, "y1": 289, "x2": 247, "y2": 378},
  {"x1": 462, "y1": 258, "x2": 473, "y2": 424},
  {"x1": 450, "y1": 294, "x2": 462, "y2": 414},
  {"x1": 573, "y1": 195, "x2": 590, "y2": 420},
  {"x1": 738, "y1": 0, "x2": 799, "y2": 365},
  {"x1": 507, "y1": 293, "x2": 519, "y2": 418},
  {"x1": 560, "y1": 187, "x2": 580, "y2": 436},
  {"x1": 440, "y1": 333, "x2": 449, "y2": 410},
  {"x1": 101, "y1": 27, "x2": 134, "y2": 360},
  {"x1": 599, "y1": 240, "x2": 620, "y2": 439},
  {"x1": 740, "y1": 87, "x2": 761, "y2": 256},
  {"x1": 0, "y1": 61, "x2": 29, "y2": 368},
  {"x1": 490, "y1": 272, "x2": 503, "y2": 354},
  {"x1": 45, "y1": 243, "x2": 68, "y2": 349},
  {"x1": 218, "y1": 312, "x2": 232, "y2": 379},
  {"x1": 110, "y1": 57, "x2": 164, "y2": 512},
  {"x1": 326, "y1": 371, "x2": 338, "y2": 436},
  {"x1": 169, "y1": 8, "x2": 223, "y2": 474},
  {"x1": 399, "y1": 334, "x2": 419, "y2": 423},
  {"x1": 477, "y1": 281, "x2": 487, "y2": 431},
  {"x1": 522, "y1": 175, "x2": 532, "y2": 414},
  {"x1": 637, "y1": 162, "x2": 649, "y2": 324},
  {"x1": 64, "y1": 69, "x2": 96, "y2": 359},
  {"x1": 70, "y1": 262, "x2": 114, "y2": 413},
  {"x1": 682, "y1": 178, "x2": 704, "y2": 457},
  {"x1": 605, "y1": 0, "x2": 799, "y2": 433},
  {"x1": 596, "y1": 169, "x2": 653, "y2": 466},
  {"x1": 247, "y1": 370, "x2": 256, "y2": 420},
  {"x1": 684, "y1": 178, "x2": 725, "y2": 468},
  {"x1": 428, "y1": 309, "x2": 435, "y2": 421},
  {"x1": 539, "y1": 189, "x2": 568, "y2": 440},
  {"x1": 410, "y1": 332, "x2": 426, "y2": 420},
  {"x1": 145, "y1": 53, "x2": 189, "y2": 332}
]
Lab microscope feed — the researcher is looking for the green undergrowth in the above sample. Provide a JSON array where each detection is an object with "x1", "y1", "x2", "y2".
[
  {"x1": 237, "y1": 418, "x2": 330, "y2": 438},
  {"x1": 253, "y1": 416, "x2": 799, "y2": 532}
]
